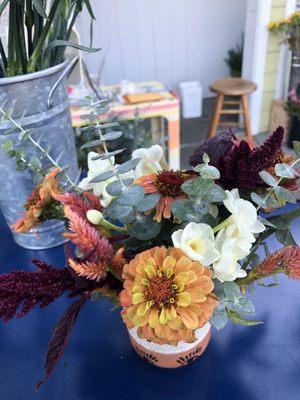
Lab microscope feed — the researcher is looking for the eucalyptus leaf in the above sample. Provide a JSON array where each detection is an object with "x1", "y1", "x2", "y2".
[
  {"x1": 210, "y1": 307, "x2": 228, "y2": 330},
  {"x1": 116, "y1": 185, "x2": 144, "y2": 206},
  {"x1": 105, "y1": 203, "x2": 135, "y2": 224},
  {"x1": 227, "y1": 310, "x2": 263, "y2": 326},
  {"x1": 90, "y1": 170, "x2": 115, "y2": 183},
  {"x1": 117, "y1": 158, "x2": 141, "y2": 174},
  {"x1": 91, "y1": 149, "x2": 125, "y2": 161},
  {"x1": 96, "y1": 122, "x2": 120, "y2": 130},
  {"x1": 106, "y1": 179, "x2": 134, "y2": 196},
  {"x1": 129, "y1": 215, "x2": 161, "y2": 240},
  {"x1": 259, "y1": 170, "x2": 278, "y2": 187},
  {"x1": 257, "y1": 216, "x2": 275, "y2": 228},
  {"x1": 293, "y1": 141, "x2": 300, "y2": 157},
  {"x1": 223, "y1": 282, "x2": 241, "y2": 300},
  {"x1": 251, "y1": 192, "x2": 266, "y2": 207},
  {"x1": 275, "y1": 163, "x2": 297, "y2": 178},
  {"x1": 182, "y1": 177, "x2": 214, "y2": 199},
  {"x1": 171, "y1": 199, "x2": 194, "y2": 221},
  {"x1": 29, "y1": 156, "x2": 41, "y2": 171},
  {"x1": 196, "y1": 164, "x2": 220, "y2": 180},
  {"x1": 203, "y1": 153, "x2": 210, "y2": 164},
  {"x1": 275, "y1": 229, "x2": 297, "y2": 246},
  {"x1": 274, "y1": 186, "x2": 296, "y2": 203},
  {"x1": 136, "y1": 193, "x2": 160, "y2": 212}
]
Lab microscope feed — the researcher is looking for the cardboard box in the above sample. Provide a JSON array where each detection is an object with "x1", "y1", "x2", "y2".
[{"x1": 269, "y1": 99, "x2": 291, "y2": 141}]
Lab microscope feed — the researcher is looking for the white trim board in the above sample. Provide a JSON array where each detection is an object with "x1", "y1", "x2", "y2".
[
  {"x1": 275, "y1": 0, "x2": 297, "y2": 99},
  {"x1": 242, "y1": 0, "x2": 272, "y2": 135}
]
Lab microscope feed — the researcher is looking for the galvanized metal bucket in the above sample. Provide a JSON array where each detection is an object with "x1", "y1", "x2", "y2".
[{"x1": 0, "y1": 60, "x2": 79, "y2": 249}]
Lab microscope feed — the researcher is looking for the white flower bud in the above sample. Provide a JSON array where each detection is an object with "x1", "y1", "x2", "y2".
[{"x1": 87, "y1": 209, "x2": 103, "y2": 225}]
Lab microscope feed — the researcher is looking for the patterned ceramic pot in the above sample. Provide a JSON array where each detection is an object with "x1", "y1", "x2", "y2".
[{"x1": 129, "y1": 323, "x2": 211, "y2": 368}]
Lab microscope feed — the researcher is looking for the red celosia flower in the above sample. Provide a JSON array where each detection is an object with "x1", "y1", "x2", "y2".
[
  {"x1": 256, "y1": 246, "x2": 300, "y2": 280},
  {"x1": 136, "y1": 171, "x2": 193, "y2": 222},
  {"x1": 54, "y1": 191, "x2": 102, "y2": 220},
  {"x1": 68, "y1": 259, "x2": 107, "y2": 282},
  {"x1": 63, "y1": 205, "x2": 113, "y2": 259}
]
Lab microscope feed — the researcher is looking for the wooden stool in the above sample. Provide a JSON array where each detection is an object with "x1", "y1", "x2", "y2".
[{"x1": 208, "y1": 78, "x2": 257, "y2": 145}]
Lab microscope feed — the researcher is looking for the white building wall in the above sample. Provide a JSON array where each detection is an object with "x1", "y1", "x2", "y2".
[{"x1": 77, "y1": 0, "x2": 247, "y2": 97}]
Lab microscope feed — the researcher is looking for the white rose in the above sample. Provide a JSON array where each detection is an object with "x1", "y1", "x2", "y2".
[
  {"x1": 132, "y1": 145, "x2": 163, "y2": 178},
  {"x1": 212, "y1": 228, "x2": 251, "y2": 282},
  {"x1": 171, "y1": 222, "x2": 220, "y2": 266},
  {"x1": 223, "y1": 189, "x2": 265, "y2": 243}
]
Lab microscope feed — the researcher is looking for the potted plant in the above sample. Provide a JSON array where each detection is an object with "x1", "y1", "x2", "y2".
[
  {"x1": 286, "y1": 83, "x2": 300, "y2": 147},
  {"x1": 224, "y1": 41, "x2": 243, "y2": 77},
  {"x1": 269, "y1": 11, "x2": 300, "y2": 89},
  {"x1": 0, "y1": 0, "x2": 97, "y2": 249},
  {"x1": 0, "y1": 105, "x2": 299, "y2": 386}
]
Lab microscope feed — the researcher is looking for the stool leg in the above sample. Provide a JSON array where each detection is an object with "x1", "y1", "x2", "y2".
[
  {"x1": 241, "y1": 95, "x2": 254, "y2": 146},
  {"x1": 208, "y1": 94, "x2": 224, "y2": 138}
]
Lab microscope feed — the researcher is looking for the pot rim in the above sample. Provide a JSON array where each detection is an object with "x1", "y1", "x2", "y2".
[
  {"x1": 0, "y1": 60, "x2": 69, "y2": 86},
  {"x1": 129, "y1": 322, "x2": 211, "y2": 355}
]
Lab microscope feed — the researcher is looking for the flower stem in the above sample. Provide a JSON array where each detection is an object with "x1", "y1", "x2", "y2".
[
  {"x1": 236, "y1": 267, "x2": 286, "y2": 286},
  {"x1": 100, "y1": 218, "x2": 126, "y2": 233},
  {"x1": 212, "y1": 216, "x2": 233, "y2": 234}
]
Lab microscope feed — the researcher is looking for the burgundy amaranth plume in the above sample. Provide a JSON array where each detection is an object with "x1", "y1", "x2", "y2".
[
  {"x1": 54, "y1": 191, "x2": 101, "y2": 220},
  {"x1": 189, "y1": 127, "x2": 285, "y2": 191},
  {"x1": 218, "y1": 126, "x2": 284, "y2": 190},
  {"x1": 0, "y1": 260, "x2": 74, "y2": 322}
]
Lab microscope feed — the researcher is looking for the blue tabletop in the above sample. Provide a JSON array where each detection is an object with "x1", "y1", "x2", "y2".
[{"x1": 0, "y1": 205, "x2": 300, "y2": 400}]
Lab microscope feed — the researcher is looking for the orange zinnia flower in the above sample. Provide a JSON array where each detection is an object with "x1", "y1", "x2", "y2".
[
  {"x1": 136, "y1": 171, "x2": 193, "y2": 222},
  {"x1": 12, "y1": 168, "x2": 63, "y2": 233},
  {"x1": 120, "y1": 246, "x2": 218, "y2": 345}
]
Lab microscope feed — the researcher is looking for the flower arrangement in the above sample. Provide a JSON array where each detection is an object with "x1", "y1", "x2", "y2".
[
  {"x1": 268, "y1": 11, "x2": 300, "y2": 50},
  {"x1": 0, "y1": 103, "x2": 300, "y2": 385}
]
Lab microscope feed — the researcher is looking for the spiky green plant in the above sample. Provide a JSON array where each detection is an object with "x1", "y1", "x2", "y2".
[{"x1": 0, "y1": 0, "x2": 97, "y2": 77}]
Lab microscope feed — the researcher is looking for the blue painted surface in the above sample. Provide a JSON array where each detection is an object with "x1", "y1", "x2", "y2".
[{"x1": 0, "y1": 205, "x2": 299, "y2": 400}]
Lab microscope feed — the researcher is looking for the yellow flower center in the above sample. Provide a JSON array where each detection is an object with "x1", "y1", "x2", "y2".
[{"x1": 188, "y1": 238, "x2": 206, "y2": 254}]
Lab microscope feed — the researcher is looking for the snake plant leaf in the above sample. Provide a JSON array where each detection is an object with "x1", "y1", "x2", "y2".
[
  {"x1": 0, "y1": 0, "x2": 9, "y2": 14},
  {"x1": 47, "y1": 40, "x2": 100, "y2": 53},
  {"x1": 32, "y1": 0, "x2": 47, "y2": 18}
]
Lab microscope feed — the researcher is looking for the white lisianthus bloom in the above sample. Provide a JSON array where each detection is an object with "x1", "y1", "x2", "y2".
[
  {"x1": 171, "y1": 222, "x2": 220, "y2": 266},
  {"x1": 79, "y1": 152, "x2": 134, "y2": 207},
  {"x1": 132, "y1": 145, "x2": 163, "y2": 178},
  {"x1": 223, "y1": 189, "x2": 265, "y2": 243},
  {"x1": 212, "y1": 228, "x2": 251, "y2": 282}
]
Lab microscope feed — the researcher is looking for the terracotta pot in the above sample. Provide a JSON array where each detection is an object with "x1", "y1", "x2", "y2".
[{"x1": 129, "y1": 323, "x2": 211, "y2": 368}]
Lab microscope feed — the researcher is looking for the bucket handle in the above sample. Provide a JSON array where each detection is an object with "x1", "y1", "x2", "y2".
[{"x1": 47, "y1": 56, "x2": 79, "y2": 109}]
